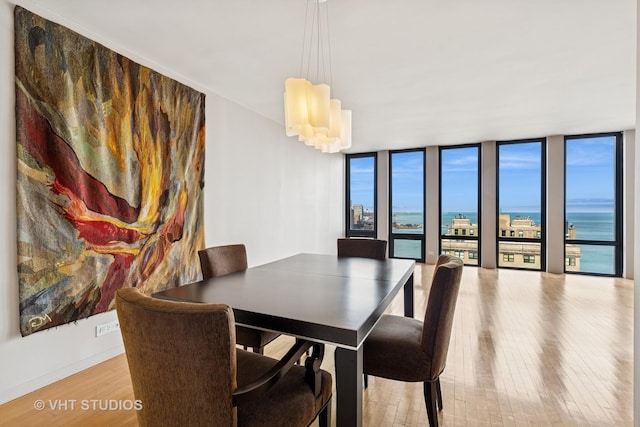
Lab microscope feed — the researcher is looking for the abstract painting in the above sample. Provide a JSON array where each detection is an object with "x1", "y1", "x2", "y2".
[{"x1": 15, "y1": 6, "x2": 206, "y2": 336}]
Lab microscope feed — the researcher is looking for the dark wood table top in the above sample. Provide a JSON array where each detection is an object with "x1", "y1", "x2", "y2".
[{"x1": 153, "y1": 253, "x2": 415, "y2": 349}]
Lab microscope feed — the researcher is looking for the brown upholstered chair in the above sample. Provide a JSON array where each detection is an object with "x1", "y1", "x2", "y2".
[
  {"x1": 362, "y1": 254, "x2": 463, "y2": 427},
  {"x1": 337, "y1": 238, "x2": 387, "y2": 260},
  {"x1": 198, "y1": 244, "x2": 279, "y2": 354},
  {"x1": 116, "y1": 288, "x2": 332, "y2": 427}
]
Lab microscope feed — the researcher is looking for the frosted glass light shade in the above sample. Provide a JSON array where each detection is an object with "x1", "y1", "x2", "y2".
[
  {"x1": 284, "y1": 78, "x2": 311, "y2": 137},
  {"x1": 283, "y1": 77, "x2": 351, "y2": 153},
  {"x1": 298, "y1": 123, "x2": 315, "y2": 142},
  {"x1": 304, "y1": 105, "x2": 351, "y2": 153},
  {"x1": 307, "y1": 83, "x2": 330, "y2": 129},
  {"x1": 340, "y1": 109, "x2": 352, "y2": 150},
  {"x1": 327, "y1": 99, "x2": 342, "y2": 138}
]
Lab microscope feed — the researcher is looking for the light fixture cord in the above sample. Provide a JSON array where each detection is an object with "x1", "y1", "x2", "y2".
[
  {"x1": 316, "y1": 0, "x2": 327, "y2": 84},
  {"x1": 325, "y1": 0, "x2": 333, "y2": 87},
  {"x1": 305, "y1": 1, "x2": 317, "y2": 81},
  {"x1": 299, "y1": 0, "x2": 333, "y2": 86},
  {"x1": 299, "y1": 0, "x2": 311, "y2": 77}
]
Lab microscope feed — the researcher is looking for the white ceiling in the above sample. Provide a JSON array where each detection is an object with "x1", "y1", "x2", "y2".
[{"x1": 21, "y1": 0, "x2": 637, "y2": 153}]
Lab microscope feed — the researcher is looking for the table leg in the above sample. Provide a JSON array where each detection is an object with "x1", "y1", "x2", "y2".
[
  {"x1": 404, "y1": 272, "x2": 414, "y2": 317},
  {"x1": 334, "y1": 346, "x2": 363, "y2": 427}
]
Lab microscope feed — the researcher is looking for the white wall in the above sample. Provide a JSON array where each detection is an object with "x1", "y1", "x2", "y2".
[
  {"x1": 0, "y1": 1, "x2": 343, "y2": 404},
  {"x1": 204, "y1": 95, "x2": 343, "y2": 266}
]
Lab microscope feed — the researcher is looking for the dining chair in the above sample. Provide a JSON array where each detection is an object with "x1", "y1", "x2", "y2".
[
  {"x1": 116, "y1": 287, "x2": 332, "y2": 427},
  {"x1": 198, "y1": 244, "x2": 280, "y2": 354},
  {"x1": 362, "y1": 254, "x2": 463, "y2": 427},
  {"x1": 337, "y1": 237, "x2": 387, "y2": 260}
]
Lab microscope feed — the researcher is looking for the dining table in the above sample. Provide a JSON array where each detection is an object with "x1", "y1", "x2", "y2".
[{"x1": 153, "y1": 253, "x2": 416, "y2": 427}]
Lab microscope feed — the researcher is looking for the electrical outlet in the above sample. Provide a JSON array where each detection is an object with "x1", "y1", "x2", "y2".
[{"x1": 96, "y1": 320, "x2": 120, "y2": 337}]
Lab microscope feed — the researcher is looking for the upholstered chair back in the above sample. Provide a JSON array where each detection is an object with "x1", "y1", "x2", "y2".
[
  {"x1": 116, "y1": 288, "x2": 238, "y2": 426},
  {"x1": 420, "y1": 255, "x2": 463, "y2": 381},
  {"x1": 337, "y1": 238, "x2": 387, "y2": 260},
  {"x1": 199, "y1": 244, "x2": 248, "y2": 278}
]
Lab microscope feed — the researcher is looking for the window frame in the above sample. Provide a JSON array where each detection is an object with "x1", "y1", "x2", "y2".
[
  {"x1": 496, "y1": 138, "x2": 547, "y2": 271},
  {"x1": 345, "y1": 152, "x2": 378, "y2": 238},
  {"x1": 438, "y1": 143, "x2": 481, "y2": 266},
  {"x1": 564, "y1": 132, "x2": 623, "y2": 277},
  {"x1": 388, "y1": 148, "x2": 426, "y2": 262}
]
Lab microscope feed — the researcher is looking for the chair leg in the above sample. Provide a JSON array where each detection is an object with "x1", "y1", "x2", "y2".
[
  {"x1": 423, "y1": 381, "x2": 439, "y2": 427},
  {"x1": 364, "y1": 373, "x2": 368, "y2": 388},
  {"x1": 436, "y1": 377, "x2": 443, "y2": 410},
  {"x1": 318, "y1": 399, "x2": 331, "y2": 427},
  {"x1": 252, "y1": 346, "x2": 264, "y2": 355}
]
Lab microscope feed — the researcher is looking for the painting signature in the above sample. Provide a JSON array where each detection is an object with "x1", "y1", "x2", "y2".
[{"x1": 29, "y1": 313, "x2": 52, "y2": 329}]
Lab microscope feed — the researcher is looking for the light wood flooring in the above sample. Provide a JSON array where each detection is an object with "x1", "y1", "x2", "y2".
[{"x1": 0, "y1": 264, "x2": 633, "y2": 426}]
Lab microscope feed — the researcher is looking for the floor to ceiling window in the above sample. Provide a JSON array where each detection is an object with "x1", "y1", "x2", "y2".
[
  {"x1": 389, "y1": 149, "x2": 425, "y2": 261},
  {"x1": 564, "y1": 133, "x2": 622, "y2": 276},
  {"x1": 344, "y1": 132, "x2": 627, "y2": 278},
  {"x1": 439, "y1": 145, "x2": 480, "y2": 265},
  {"x1": 496, "y1": 139, "x2": 546, "y2": 270},
  {"x1": 345, "y1": 153, "x2": 377, "y2": 238}
]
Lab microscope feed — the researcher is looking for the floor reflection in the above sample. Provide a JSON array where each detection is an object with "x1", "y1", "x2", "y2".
[{"x1": 420, "y1": 265, "x2": 633, "y2": 426}]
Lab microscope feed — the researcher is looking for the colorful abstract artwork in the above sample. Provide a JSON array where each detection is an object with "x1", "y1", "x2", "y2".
[{"x1": 15, "y1": 7, "x2": 206, "y2": 336}]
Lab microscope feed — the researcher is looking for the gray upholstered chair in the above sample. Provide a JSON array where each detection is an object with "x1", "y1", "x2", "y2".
[
  {"x1": 116, "y1": 288, "x2": 332, "y2": 427},
  {"x1": 337, "y1": 238, "x2": 387, "y2": 260},
  {"x1": 198, "y1": 244, "x2": 280, "y2": 354},
  {"x1": 362, "y1": 254, "x2": 463, "y2": 427}
]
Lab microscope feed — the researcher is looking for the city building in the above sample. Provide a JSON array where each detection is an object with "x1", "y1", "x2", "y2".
[
  {"x1": 442, "y1": 214, "x2": 582, "y2": 271},
  {"x1": 351, "y1": 204, "x2": 363, "y2": 227}
]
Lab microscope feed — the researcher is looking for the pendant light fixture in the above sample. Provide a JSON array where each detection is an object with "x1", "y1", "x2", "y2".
[{"x1": 284, "y1": 0, "x2": 352, "y2": 153}]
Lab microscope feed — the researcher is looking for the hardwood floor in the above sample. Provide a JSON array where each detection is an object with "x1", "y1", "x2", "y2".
[{"x1": 1, "y1": 264, "x2": 633, "y2": 426}]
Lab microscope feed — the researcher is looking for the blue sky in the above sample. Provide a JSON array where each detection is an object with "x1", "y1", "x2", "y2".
[
  {"x1": 391, "y1": 151, "x2": 424, "y2": 212},
  {"x1": 441, "y1": 146, "x2": 479, "y2": 213},
  {"x1": 349, "y1": 136, "x2": 616, "y2": 214},
  {"x1": 348, "y1": 156, "x2": 375, "y2": 210},
  {"x1": 565, "y1": 136, "x2": 616, "y2": 212},
  {"x1": 497, "y1": 142, "x2": 542, "y2": 213}
]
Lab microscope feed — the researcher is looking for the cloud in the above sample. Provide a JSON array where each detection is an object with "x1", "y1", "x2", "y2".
[
  {"x1": 566, "y1": 137, "x2": 615, "y2": 166},
  {"x1": 350, "y1": 166, "x2": 374, "y2": 174},
  {"x1": 498, "y1": 153, "x2": 540, "y2": 170}
]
